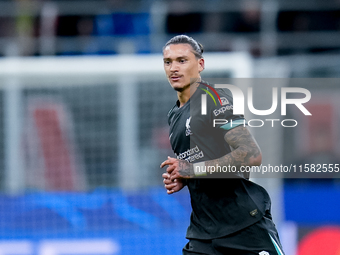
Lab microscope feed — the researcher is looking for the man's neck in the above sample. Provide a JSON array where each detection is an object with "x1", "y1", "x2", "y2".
[{"x1": 177, "y1": 80, "x2": 201, "y2": 107}]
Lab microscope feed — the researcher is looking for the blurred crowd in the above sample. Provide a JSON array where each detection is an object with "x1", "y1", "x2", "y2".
[{"x1": 0, "y1": 0, "x2": 340, "y2": 56}]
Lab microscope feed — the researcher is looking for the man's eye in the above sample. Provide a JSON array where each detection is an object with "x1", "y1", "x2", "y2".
[
  {"x1": 180, "y1": 59, "x2": 186, "y2": 63},
  {"x1": 164, "y1": 61, "x2": 170, "y2": 65}
]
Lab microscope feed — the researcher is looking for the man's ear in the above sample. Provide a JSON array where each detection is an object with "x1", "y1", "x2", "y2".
[{"x1": 198, "y1": 58, "x2": 205, "y2": 73}]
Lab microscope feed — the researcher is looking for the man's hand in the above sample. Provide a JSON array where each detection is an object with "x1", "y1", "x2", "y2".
[
  {"x1": 162, "y1": 173, "x2": 186, "y2": 194},
  {"x1": 160, "y1": 156, "x2": 194, "y2": 181}
]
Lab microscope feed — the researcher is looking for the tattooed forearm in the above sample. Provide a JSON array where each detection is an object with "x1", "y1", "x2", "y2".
[
  {"x1": 164, "y1": 126, "x2": 262, "y2": 180},
  {"x1": 205, "y1": 126, "x2": 262, "y2": 173},
  {"x1": 178, "y1": 160, "x2": 195, "y2": 178}
]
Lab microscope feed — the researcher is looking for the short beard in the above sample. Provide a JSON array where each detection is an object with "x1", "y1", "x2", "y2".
[
  {"x1": 173, "y1": 84, "x2": 189, "y2": 92},
  {"x1": 172, "y1": 77, "x2": 200, "y2": 92}
]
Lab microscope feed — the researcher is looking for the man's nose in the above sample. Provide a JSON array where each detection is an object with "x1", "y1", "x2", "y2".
[{"x1": 170, "y1": 62, "x2": 179, "y2": 71}]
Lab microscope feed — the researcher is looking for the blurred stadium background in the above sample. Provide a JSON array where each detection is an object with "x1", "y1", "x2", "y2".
[{"x1": 0, "y1": 0, "x2": 339, "y2": 254}]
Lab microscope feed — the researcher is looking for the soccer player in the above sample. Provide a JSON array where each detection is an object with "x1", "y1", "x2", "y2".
[{"x1": 160, "y1": 35, "x2": 285, "y2": 255}]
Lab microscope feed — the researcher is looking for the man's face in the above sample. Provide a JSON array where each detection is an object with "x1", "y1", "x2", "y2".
[{"x1": 163, "y1": 44, "x2": 204, "y2": 92}]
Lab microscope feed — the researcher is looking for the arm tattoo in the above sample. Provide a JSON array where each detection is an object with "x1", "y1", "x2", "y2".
[
  {"x1": 205, "y1": 126, "x2": 261, "y2": 176},
  {"x1": 178, "y1": 160, "x2": 195, "y2": 178}
]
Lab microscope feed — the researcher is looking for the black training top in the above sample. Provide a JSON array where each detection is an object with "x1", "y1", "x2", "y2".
[{"x1": 167, "y1": 82, "x2": 271, "y2": 239}]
